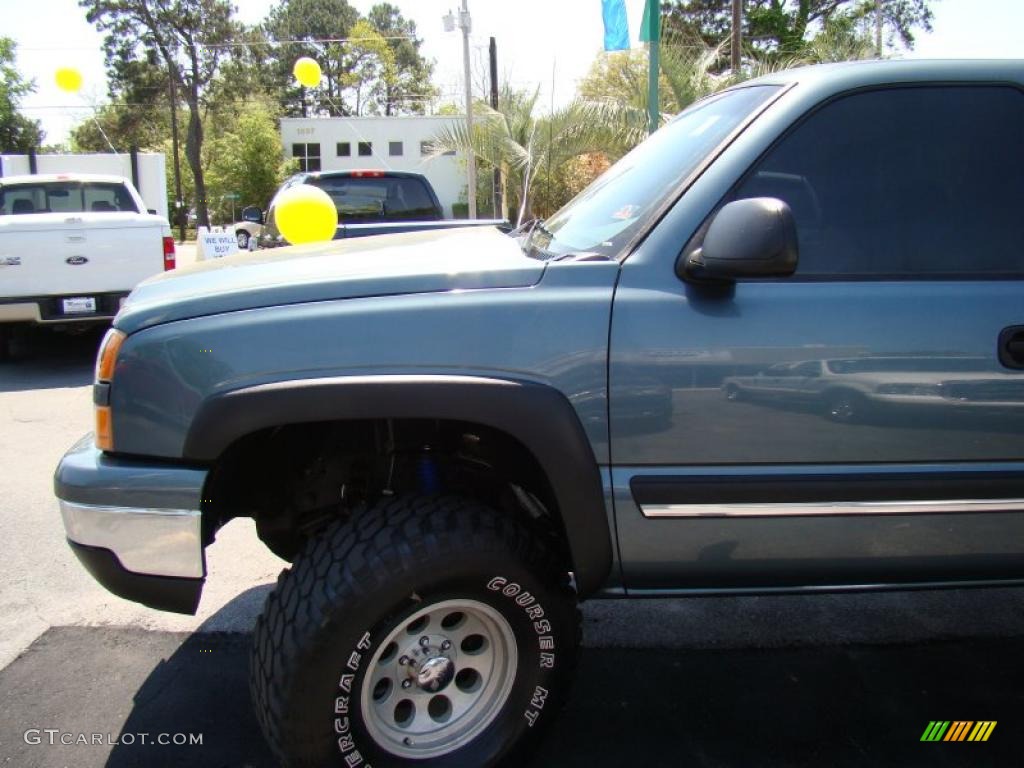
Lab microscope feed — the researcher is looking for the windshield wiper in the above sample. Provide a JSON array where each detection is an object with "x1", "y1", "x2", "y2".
[{"x1": 548, "y1": 251, "x2": 609, "y2": 262}]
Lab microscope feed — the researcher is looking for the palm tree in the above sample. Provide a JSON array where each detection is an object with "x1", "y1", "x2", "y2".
[
  {"x1": 658, "y1": 34, "x2": 731, "y2": 113},
  {"x1": 427, "y1": 84, "x2": 645, "y2": 226}
]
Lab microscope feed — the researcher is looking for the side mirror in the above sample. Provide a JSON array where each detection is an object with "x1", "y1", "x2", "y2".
[
  {"x1": 680, "y1": 197, "x2": 798, "y2": 282},
  {"x1": 241, "y1": 205, "x2": 263, "y2": 224}
]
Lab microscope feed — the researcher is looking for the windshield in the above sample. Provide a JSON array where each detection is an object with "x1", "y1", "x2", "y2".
[
  {"x1": 525, "y1": 85, "x2": 780, "y2": 260},
  {"x1": 0, "y1": 181, "x2": 138, "y2": 215}
]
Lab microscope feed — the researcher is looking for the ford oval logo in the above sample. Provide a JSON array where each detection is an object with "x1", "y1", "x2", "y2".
[{"x1": 66, "y1": 256, "x2": 88, "y2": 266}]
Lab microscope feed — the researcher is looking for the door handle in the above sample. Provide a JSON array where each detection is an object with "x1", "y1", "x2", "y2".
[{"x1": 998, "y1": 326, "x2": 1024, "y2": 369}]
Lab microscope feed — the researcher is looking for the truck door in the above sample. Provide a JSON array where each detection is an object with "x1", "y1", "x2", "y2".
[{"x1": 609, "y1": 84, "x2": 1024, "y2": 592}]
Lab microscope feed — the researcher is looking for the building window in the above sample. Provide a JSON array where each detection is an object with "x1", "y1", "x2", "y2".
[
  {"x1": 389, "y1": 141, "x2": 403, "y2": 157},
  {"x1": 358, "y1": 141, "x2": 372, "y2": 157},
  {"x1": 336, "y1": 142, "x2": 351, "y2": 157},
  {"x1": 292, "y1": 142, "x2": 321, "y2": 172}
]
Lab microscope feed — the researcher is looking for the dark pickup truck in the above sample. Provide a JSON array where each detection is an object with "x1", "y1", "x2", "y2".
[
  {"x1": 55, "y1": 60, "x2": 1024, "y2": 768},
  {"x1": 245, "y1": 169, "x2": 505, "y2": 247}
]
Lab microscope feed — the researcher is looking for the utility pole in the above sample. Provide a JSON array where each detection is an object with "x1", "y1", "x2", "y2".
[
  {"x1": 443, "y1": 3, "x2": 478, "y2": 217},
  {"x1": 489, "y1": 37, "x2": 501, "y2": 220},
  {"x1": 461, "y1": 1, "x2": 477, "y2": 219},
  {"x1": 875, "y1": 0, "x2": 884, "y2": 57},
  {"x1": 644, "y1": 0, "x2": 660, "y2": 135},
  {"x1": 731, "y1": 0, "x2": 743, "y2": 75},
  {"x1": 168, "y1": 74, "x2": 185, "y2": 242}
]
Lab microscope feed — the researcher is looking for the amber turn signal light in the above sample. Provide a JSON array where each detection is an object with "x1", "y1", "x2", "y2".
[
  {"x1": 95, "y1": 406, "x2": 113, "y2": 451},
  {"x1": 96, "y1": 328, "x2": 126, "y2": 382}
]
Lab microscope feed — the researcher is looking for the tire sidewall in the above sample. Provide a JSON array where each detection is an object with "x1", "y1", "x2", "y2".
[{"x1": 283, "y1": 550, "x2": 574, "y2": 768}]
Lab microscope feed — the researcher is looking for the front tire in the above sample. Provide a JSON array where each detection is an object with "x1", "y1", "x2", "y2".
[
  {"x1": 236, "y1": 229, "x2": 250, "y2": 249},
  {"x1": 251, "y1": 495, "x2": 579, "y2": 768}
]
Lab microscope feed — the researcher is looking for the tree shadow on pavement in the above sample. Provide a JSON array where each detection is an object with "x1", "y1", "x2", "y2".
[
  {"x1": 89, "y1": 583, "x2": 1024, "y2": 767},
  {"x1": 2, "y1": 587, "x2": 1020, "y2": 767}
]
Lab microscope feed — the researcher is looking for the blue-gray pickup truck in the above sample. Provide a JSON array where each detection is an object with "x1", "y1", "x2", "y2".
[{"x1": 55, "y1": 60, "x2": 1024, "y2": 767}]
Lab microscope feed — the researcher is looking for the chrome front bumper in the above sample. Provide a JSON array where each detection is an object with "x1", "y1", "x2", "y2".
[
  {"x1": 59, "y1": 500, "x2": 203, "y2": 579},
  {"x1": 55, "y1": 434, "x2": 209, "y2": 613}
]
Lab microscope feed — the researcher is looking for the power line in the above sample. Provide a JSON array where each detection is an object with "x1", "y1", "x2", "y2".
[{"x1": 15, "y1": 35, "x2": 423, "y2": 52}]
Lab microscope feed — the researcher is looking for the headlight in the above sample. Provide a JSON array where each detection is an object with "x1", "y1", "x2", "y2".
[{"x1": 94, "y1": 328, "x2": 126, "y2": 450}]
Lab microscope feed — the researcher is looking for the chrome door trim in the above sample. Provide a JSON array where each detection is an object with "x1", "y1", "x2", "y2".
[{"x1": 640, "y1": 498, "x2": 1024, "y2": 518}]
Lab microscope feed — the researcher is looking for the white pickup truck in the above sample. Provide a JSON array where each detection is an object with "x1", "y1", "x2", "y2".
[{"x1": 0, "y1": 173, "x2": 175, "y2": 356}]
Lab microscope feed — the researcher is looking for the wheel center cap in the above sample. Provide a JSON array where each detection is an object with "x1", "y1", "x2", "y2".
[{"x1": 416, "y1": 656, "x2": 455, "y2": 692}]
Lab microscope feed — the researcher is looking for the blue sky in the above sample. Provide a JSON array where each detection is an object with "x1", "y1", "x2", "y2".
[{"x1": 6, "y1": 0, "x2": 1023, "y2": 144}]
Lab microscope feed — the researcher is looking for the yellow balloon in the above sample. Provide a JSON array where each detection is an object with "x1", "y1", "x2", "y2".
[
  {"x1": 274, "y1": 185, "x2": 338, "y2": 245},
  {"x1": 292, "y1": 57, "x2": 322, "y2": 88},
  {"x1": 55, "y1": 67, "x2": 83, "y2": 93}
]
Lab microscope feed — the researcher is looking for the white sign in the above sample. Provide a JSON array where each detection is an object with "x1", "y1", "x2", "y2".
[{"x1": 196, "y1": 227, "x2": 239, "y2": 260}]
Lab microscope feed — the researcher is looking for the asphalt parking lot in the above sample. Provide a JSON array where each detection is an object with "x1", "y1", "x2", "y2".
[{"x1": 2, "y1": 323, "x2": 1023, "y2": 767}]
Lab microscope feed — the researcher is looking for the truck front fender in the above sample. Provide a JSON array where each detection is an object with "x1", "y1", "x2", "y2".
[{"x1": 183, "y1": 375, "x2": 611, "y2": 597}]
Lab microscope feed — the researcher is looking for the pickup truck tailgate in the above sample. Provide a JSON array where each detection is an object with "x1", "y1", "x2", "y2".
[{"x1": 0, "y1": 212, "x2": 165, "y2": 297}]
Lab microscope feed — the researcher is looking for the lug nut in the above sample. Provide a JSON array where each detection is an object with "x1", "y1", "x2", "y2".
[
  {"x1": 401, "y1": 679, "x2": 412, "y2": 689},
  {"x1": 399, "y1": 656, "x2": 410, "y2": 666},
  {"x1": 440, "y1": 640, "x2": 451, "y2": 651},
  {"x1": 403, "y1": 737, "x2": 413, "y2": 746},
  {"x1": 419, "y1": 636, "x2": 430, "y2": 647}
]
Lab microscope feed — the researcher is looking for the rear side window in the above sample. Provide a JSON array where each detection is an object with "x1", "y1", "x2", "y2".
[
  {"x1": 730, "y1": 86, "x2": 1024, "y2": 276},
  {"x1": 0, "y1": 182, "x2": 139, "y2": 214},
  {"x1": 309, "y1": 176, "x2": 440, "y2": 221}
]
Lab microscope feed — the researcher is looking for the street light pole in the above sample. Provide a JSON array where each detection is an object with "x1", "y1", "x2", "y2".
[{"x1": 460, "y1": 1, "x2": 477, "y2": 219}]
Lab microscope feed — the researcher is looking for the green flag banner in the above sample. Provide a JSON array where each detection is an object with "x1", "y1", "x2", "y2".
[{"x1": 640, "y1": 0, "x2": 660, "y2": 42}]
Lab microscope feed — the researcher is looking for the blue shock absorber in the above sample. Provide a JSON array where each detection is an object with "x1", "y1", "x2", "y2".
[{"x1": 417, "y1": 452, "x2": 441, "y2": 494}]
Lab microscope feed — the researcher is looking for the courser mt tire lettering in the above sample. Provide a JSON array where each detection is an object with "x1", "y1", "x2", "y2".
[{"x1": 250, "y1": 495, "x2": 579, "y2": 767}]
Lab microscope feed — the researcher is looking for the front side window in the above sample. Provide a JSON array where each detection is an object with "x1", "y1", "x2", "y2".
[
  {"x1": 729, "y1": 86, "x2": 1024, "y2": 276},
  {"x1": 524, "y1": 85, "x2": 780, "y2": 260}
]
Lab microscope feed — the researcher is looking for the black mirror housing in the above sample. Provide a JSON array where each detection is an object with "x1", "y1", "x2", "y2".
[
  {"x1": 241, "y1": 205, "x2": 263, "y2": 224},
  {"x1": 682, "y1": 197, "x2": 798, "y2": 282}
]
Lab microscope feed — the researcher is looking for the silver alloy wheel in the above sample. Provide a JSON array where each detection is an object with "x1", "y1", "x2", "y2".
[
  {"x1": 359, "y1": 599, "x2": 518, "y2": 759},
  {"x1": 236, "y1": 230, "x2": 249, "y2": 249}
]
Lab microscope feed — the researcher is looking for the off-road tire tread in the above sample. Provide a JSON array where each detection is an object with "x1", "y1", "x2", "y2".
[{"x1": 250, "y1": 494, "x2": 579, "y2": 767}]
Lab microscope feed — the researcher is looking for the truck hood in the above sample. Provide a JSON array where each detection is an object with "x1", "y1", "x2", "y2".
[{"x1": 117, "y1": 226, "x2": 543, "y2": 334}]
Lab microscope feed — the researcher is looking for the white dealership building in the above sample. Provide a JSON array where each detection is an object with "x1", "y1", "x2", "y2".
[{"x1": 279, "y1": 116, "x2": 467, "y2": 217}]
